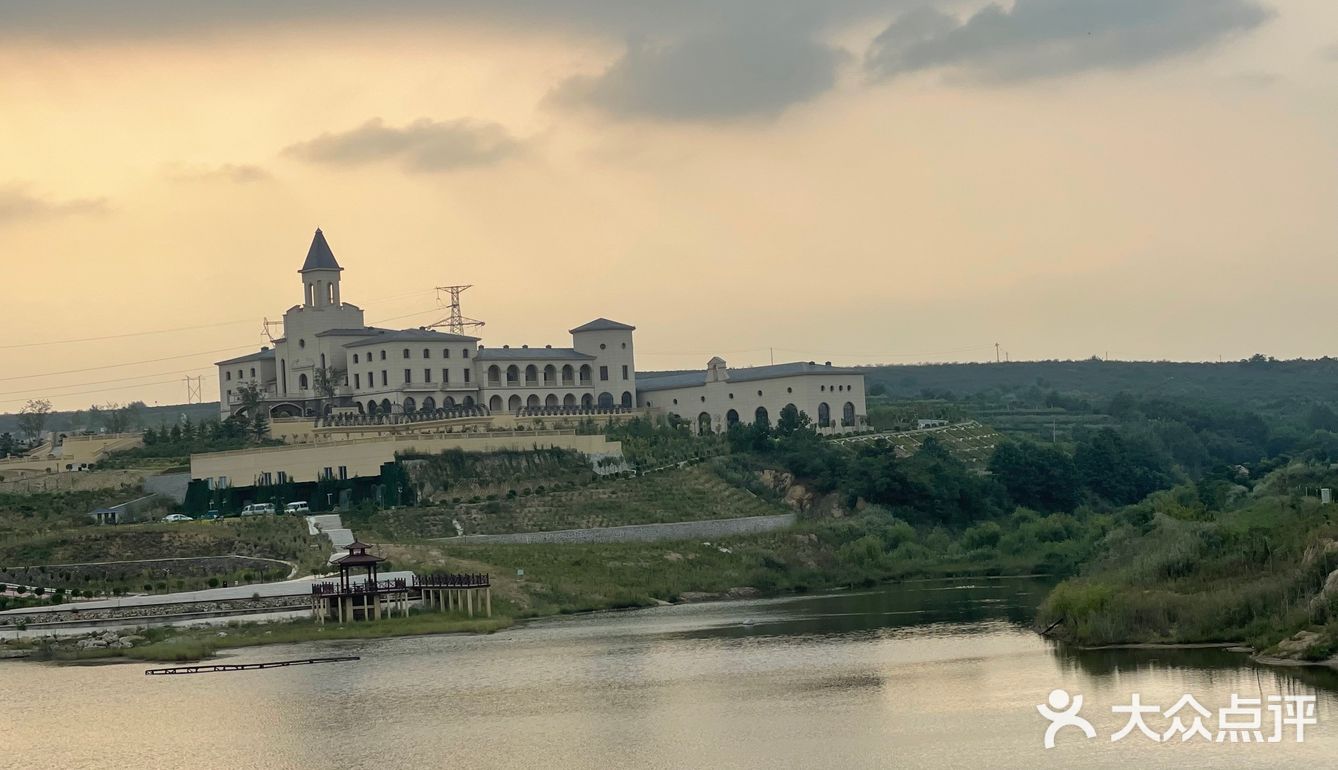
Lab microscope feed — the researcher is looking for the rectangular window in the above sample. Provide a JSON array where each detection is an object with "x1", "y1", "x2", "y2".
[
  {"x1": 381, "y1": 370, "x2": 388, "y2": 386},
  {"x1": 424, "y1": 368, "x2": 432, "y2": 383},
  {"x1": 380, "y1": 350, "x2": 386, "y2": 360},
  {"x1": 226, "y1": 371, "x2": 231, "y2": 381},
  {"x1": 600, "y1": 366, "x2": 609, "y2": 381},
  {"x1": 462, "y1": 349, "x2": 469, "y2": 358},
  {"x1": 354, "y1": 373, "x2": 361, "y2": 389},
  {"x1": 423, "y1": 349, "x2": 430, "y2": 359},
  {"x1": 404, "y1": 368, "x2": 412, "y2": 383},
  {"x1": 622, "y1": 365, "x2": 629, "y2": 379},
  {"x1": 323, "y1": 466, "x2": 333, "y2": 480},
  {"x1": 464, "y1": 369, "x2": 471, "y2": 383},
  {"x1": 338, "y1": 466, "x2": 348, "y2": 481},
  {"x1": 217, "y1": 476, "x2": 229, "y2": 489},
  {"x1": 444, "y1": 349, "x2": 451, "y2": 359},
  {"x1": 443, "y1": 369, "x2": 450, "y2": 384},
  {"x1": 260, "y1": 472, "x2": 272, "y2": 486},
  {"x1": 277, "y1": 471, "x2": 288, "y2": 484}
]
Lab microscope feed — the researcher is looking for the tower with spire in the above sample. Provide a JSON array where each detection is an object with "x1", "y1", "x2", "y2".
[{"x1": 301, "y1": 228, "x2": 343, "y2": 308}]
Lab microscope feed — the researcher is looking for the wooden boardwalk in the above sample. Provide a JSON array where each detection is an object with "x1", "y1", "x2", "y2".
[{"x1": 145, "y1": 656, "x2": 359, "y2": 676}]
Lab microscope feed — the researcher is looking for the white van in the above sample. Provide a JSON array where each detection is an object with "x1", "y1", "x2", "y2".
[
  {"x1": 285, "y1": 501, "x2": 311, "y2": 514},
  {"x1": 240, "y1": 503, "x2": 276, "y2": 517}
]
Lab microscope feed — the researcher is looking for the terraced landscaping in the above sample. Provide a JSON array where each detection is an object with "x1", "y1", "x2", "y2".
[
  {"x1": 832, "y1": 421, "x2": 1004, "y2": 468},
  {"x1": 354, "y1": 462, "x2": 787, "y2": 541}
]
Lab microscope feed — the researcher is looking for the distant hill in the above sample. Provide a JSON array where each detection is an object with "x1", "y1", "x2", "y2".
[
  {"x1": 0, "y1": 402, "x2": 221, "y2": 435},
  {"x1": 861, "y1": 358, "x2": 1338, "y2": 406}
]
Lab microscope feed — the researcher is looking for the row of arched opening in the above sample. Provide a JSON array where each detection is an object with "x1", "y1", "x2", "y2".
[
  {"x1": 362, "y1": 395, "x2": 478, "y2": 417},
  {"x1": 485, "y1": 363, "x2": 593, "y2": 387},
  {"x1": 484, "y1": 391, "x2": 632, "y2": 412},
  {"x1": 694, "y1": 401, "x2": 857, "y2": 433}
]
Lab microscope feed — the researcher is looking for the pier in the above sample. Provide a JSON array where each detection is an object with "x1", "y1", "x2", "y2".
[{"x1": 310, "y1": 541, "x2": 490, "y2": 623}]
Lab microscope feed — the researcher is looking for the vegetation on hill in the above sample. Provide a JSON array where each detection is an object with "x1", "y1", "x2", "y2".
[{"x1": 1037, "y1": 463, "x2": 1338, "y2": 658}]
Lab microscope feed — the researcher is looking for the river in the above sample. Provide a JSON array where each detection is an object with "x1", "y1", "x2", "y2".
[{"x1": 6, "y1": 578, "x2": 1338, "y2": 769}]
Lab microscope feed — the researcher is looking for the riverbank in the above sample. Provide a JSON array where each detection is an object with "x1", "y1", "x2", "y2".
[{"x1": 2, "y1": 612, "x2": 512, "y2": 663}]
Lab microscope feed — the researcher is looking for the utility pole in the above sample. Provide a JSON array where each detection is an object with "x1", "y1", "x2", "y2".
[
  {"x1": 261, "y1": 318, "x2": 282, "y2": 344},
  {"x1": 770, "y1": 347, "x2": 774, "y2": 365},
  {"x1": 995, "y1": 342, "x2": 1000, "y2": 363},
  {"x1": 429, "y1": 285, "x2": 486, "y2": 335},
  {"x1": 183, "y1": 376, "x2": 203, "y2": 404}
]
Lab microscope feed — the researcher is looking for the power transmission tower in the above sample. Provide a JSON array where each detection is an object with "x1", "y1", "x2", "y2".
[
  {"x1": 183, "y1": 376, "x2": 203, "y2": 404},
  {"x1": 428, "y1": 285, "x2": 485, "y2": 335},
  {"x1": 261, "y1": 317, "x2": 282, "y2": 343}
]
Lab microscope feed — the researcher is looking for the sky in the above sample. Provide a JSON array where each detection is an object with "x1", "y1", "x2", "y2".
[{"x1": 2, "y1": 0, "x2": 1337, "y2": 411}]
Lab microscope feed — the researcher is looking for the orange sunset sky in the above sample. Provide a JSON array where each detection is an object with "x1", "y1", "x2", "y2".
[{"x1": 2, "y1": 1, "x2": 1337, "y2": 411}]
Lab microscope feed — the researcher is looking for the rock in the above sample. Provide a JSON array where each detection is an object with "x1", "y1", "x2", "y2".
[
  {"x1": 651, "y1": 598, "x2": 673, "y2": 606},
  {"x1": 1272, "y1": 630, "x2": 1324, "y2": 659},
  {"x1": 726, "y1": 587, "x2": 760, "y2": 600},
  {"x1": 663, "y1": 552, "x2": 684, "y2": 562},
  {"x1": 678, "y1": 591, "x2": 723, "y2": 603},
  {"x1": 216, "y1": 631, "x2": 228, "y2": 637},
  {"x1": 783, "y1": 484, "x2": 813, "y2": 511},
  {"x1": 121, "y1": 635, "x2": 146, "y2": 645}
]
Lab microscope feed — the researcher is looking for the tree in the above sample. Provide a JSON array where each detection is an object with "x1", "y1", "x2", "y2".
[
  {"x1": 312, "y1": 366, "x2": 345, "y2": 415},
  {"x1": 988, "y1": 440, "x2": 1080, "y2": 513},
  {"x1": 16, "y1": 399, "x2": 53, "y2": 440},
  {"x1": 775, "y1": 404, "x2": 812, "y2": 438},
  {"x1": 236, "y1": 382, "x2": 269, "y2": 441}
]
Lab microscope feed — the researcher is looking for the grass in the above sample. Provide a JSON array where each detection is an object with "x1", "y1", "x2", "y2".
[
  {"x1": 1037, "y1": 476, "x2": 1338, "y2": 651},
  {"x1": 28, "y1": 612, "x2": 513, "y2": 663},
  {"x1": 355, "y1": 462, "x2": 788, "y2": 540}
]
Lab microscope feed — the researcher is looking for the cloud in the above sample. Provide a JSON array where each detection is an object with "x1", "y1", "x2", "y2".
[
  {"x1": 866, "y1": 0, "x2": 1273, "y2": 82},
  {"x1": 283, "y1": 118, "x2": 522, "y2": 172},
  {"x1": 165, "y1": 162, "x2": 271, "y2": 183},
  {"x1": 0, "y1": 184, "x2": 107, "y2": 224},
  {"x1": 551, "y1": 24, "x2": 845, "y2": 120}
]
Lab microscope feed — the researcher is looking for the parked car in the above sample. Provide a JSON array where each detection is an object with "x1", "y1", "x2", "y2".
[
  {"x1": 240, "y1": 503, "x2": 276, "y2": 517},
  {"x1": 285, "y1": 501, "x2": 311, "y2": 514},
  {"x1": 200, "y1": 510, "x2": 221, "y2": 520},
  {"x1": 162, "y1": 514, "x2": 193, "y2": 523}
]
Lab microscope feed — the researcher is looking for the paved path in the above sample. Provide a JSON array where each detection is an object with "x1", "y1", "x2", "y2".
[
  {"x1": 441, "y1": 513, "x2": 797, "y2": 545},
  {"x1": 306, "y1": 514, "x2": 355, "y2": 562},
  {"x1": 0, "y1": 571, "x2": 417, "y2": 617}
]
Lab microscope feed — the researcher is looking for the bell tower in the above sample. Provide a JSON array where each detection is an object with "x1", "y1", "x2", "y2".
[{"x1": 300, "y1": 228, "x2": 343, "y2": 308}]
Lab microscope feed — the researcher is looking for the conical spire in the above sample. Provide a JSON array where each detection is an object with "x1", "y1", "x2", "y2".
[{"x1": 300, "y1": 228, "x2": 342, "y2": 272}]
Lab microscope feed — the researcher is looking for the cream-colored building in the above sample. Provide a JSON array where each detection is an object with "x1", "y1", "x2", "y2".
[
  {"x1": 638, "y1": 357, "x2": 867, "y2": 435},
  {"x1": 217, "y1": 230, "x2": 639, "y2": 420}
]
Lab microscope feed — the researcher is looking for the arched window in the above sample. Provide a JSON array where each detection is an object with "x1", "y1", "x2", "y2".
[
  {"x1": 698, "y1": 412, "x2": 712, "y2": 434},
  {"x1": 443, "y1": 396, "x2": 456, "y2": 409},
  {"x1": 726, "y1": 409, "x2": 740, "y2": 427},
  {"x1": 403, "y1": 396, "x2": 416, "y2": 413},
  {"x1": 842, "y1": 401, "x2": 856, "y2": 427},
  {"x1": 561, "y1": 365, "x2": 575, "y2": 385},
  {"x1": 579, "y1": 364, "x2": 592, "y2": 385},
  {"x1": 489, "y1": 395, "x2": 503, "y2": 411},
  {"x1": 422, "y1": 396, "x2": 436, "y2": 412},
  {"x1": 506, "y1": 365, "x2": 519, "y2": 385},
  {"x1": 508, "y1": 395, "x2": 522, "y2": 411},
  {"x1": 299, "y1": 373, "x2": 309, "y2": 390},
  {"x1": 546, "y1": 394, "x2": 559, "y2": 407},
  {"x1": 581, "y1": 394, "x2": 593, "y2": 408},
  {"x1": 402, "y1": 348, "x2": 410, "y2": 359},
  {"x1": 755, "y1": 406, "x2": 769, "y2": 427},
  {"x1": 527, "y1": 395, "x2": 540, "y2": 407},
  {"x1": 597, "y1": 392, "x2": 614, "y2": 408},
  {"x1": 380, "y1": 398, "x2": 392, "y2": 414},
  {"x1": 367, "y1": 400, "x2": 378, "y2": 416},
  {"x1": 818, "y1": 402, "x2": 831, "y2": 427},
  {"x1": 487, "y1": 365, "x2": 501, "y2": 386},
  {"x1": 563, "y1": 394, "x2": 577, "y2": 407},
  {"x1": 524, "y1": 365, "x2": 538, "y2": 386},
  {"x1": 620, "y1": 391, "x2": 633, "y2": 407},
  {"x1": 463, "y1": 395, "x2": 475, "y2": 407},
  {"x1": 423, "y1": 348, "x2": 431, "y2": 359},
  {"x1": 543, "y1": 365, "x2": 557, "y2": 386}
]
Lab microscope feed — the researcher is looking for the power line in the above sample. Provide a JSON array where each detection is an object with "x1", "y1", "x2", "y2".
[
  {"x1": 0, "y1": 319, "x2": 254, "y2": 350},
  {"x1": 0, "y1": 377, "x2": 195, "y2": 406},
  {"x1": 0, "y1": 366, "x2": 214, "y2": 398},
  {"x1": 0, "y1": 345, "x2": 253, "y2": 384}
]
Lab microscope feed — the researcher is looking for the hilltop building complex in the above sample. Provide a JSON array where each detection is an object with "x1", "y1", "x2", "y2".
[{"x1": 196, "y1": 229, "x2": 870, "y2": 492}]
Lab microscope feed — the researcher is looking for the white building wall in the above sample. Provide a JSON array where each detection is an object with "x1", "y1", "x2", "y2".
[
  {"x1": 571, "y1": 328, "x2": 637, "y2": 407},
  {"x1": 640, "y1": 371, "x2": 867, "y2": 433}
]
